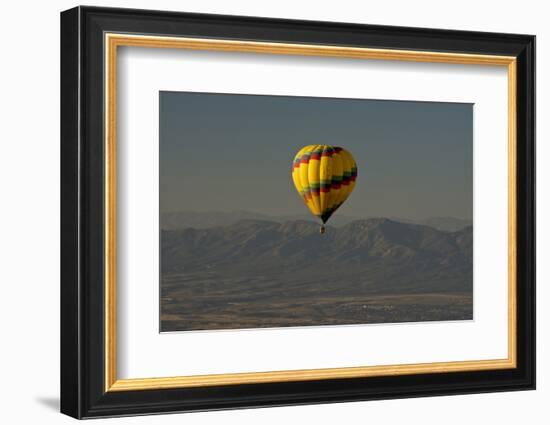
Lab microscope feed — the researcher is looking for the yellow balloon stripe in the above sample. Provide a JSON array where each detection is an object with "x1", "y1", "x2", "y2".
[
  {"x1": 291, "y1": 144, "x2": 357, "y2": 224},
  {"x1": 329, "y1": 150, "x2": 343, "y2": 212},
  {"x1": 319, "y1": 146, "x2": 333, "y2": 218},
  {"x1": 307, "y1": 145, "x2": 322, "y2": 216}
]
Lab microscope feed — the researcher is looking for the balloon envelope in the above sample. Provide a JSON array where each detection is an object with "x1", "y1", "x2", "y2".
[{"x1": 291, "y1": 145, "x2": 357, "y2": 224}]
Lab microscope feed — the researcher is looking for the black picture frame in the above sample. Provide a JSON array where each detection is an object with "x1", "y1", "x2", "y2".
[{"x1": 61, "y1": 5, "x2": 535, "y2": 419}]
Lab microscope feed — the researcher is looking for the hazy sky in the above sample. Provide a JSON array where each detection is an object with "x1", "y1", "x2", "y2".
[{"x1": 160, "y1": 91, "x2": 473, "y2": 220}]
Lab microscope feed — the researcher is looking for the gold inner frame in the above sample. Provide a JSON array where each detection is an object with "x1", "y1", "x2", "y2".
[{"x1": 104, "y1": 33, "x2": 518, "y2": 392}]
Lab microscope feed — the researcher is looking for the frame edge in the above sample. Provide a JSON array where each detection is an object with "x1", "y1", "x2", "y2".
[{"x1": 60, "y1": 6, "x2": 83, "y2": 420}]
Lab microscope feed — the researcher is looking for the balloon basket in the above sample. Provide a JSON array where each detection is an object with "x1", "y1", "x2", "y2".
[{"x1": 319, "y1": 225, "x2": 326, "y2": 234}]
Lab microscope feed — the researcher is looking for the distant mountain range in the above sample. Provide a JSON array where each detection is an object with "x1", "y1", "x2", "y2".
[
  {"x1": 161, "y1": 218, "x2": 472, "y2": 294},
  {"x1": 391, "y1": 216, "x2": 473, "y2": 232},
  {"x1": 161, "y1": 211, "x2": 472, "y2": 232},
  {"x1": 160, "y1": 218, "x2": 473, "y2": 331}
]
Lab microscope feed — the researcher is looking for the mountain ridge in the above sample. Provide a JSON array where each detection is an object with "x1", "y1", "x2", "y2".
[
  {"x1": 161, "y1": 218, "x2": 472, "y2": 293},
  {"x1": 161, "y1": 210, "x2": 472, "y2": 232}
]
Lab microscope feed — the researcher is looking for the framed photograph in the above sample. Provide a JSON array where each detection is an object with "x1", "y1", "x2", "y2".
[{"x1": 60, "y1": 6, "x2": 535, "y2": 419}]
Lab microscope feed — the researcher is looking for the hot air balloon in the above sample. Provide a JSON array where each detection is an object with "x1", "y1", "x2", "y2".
[{"x1": 291, "y1": 145, "x2": 357, "y2": 234}]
